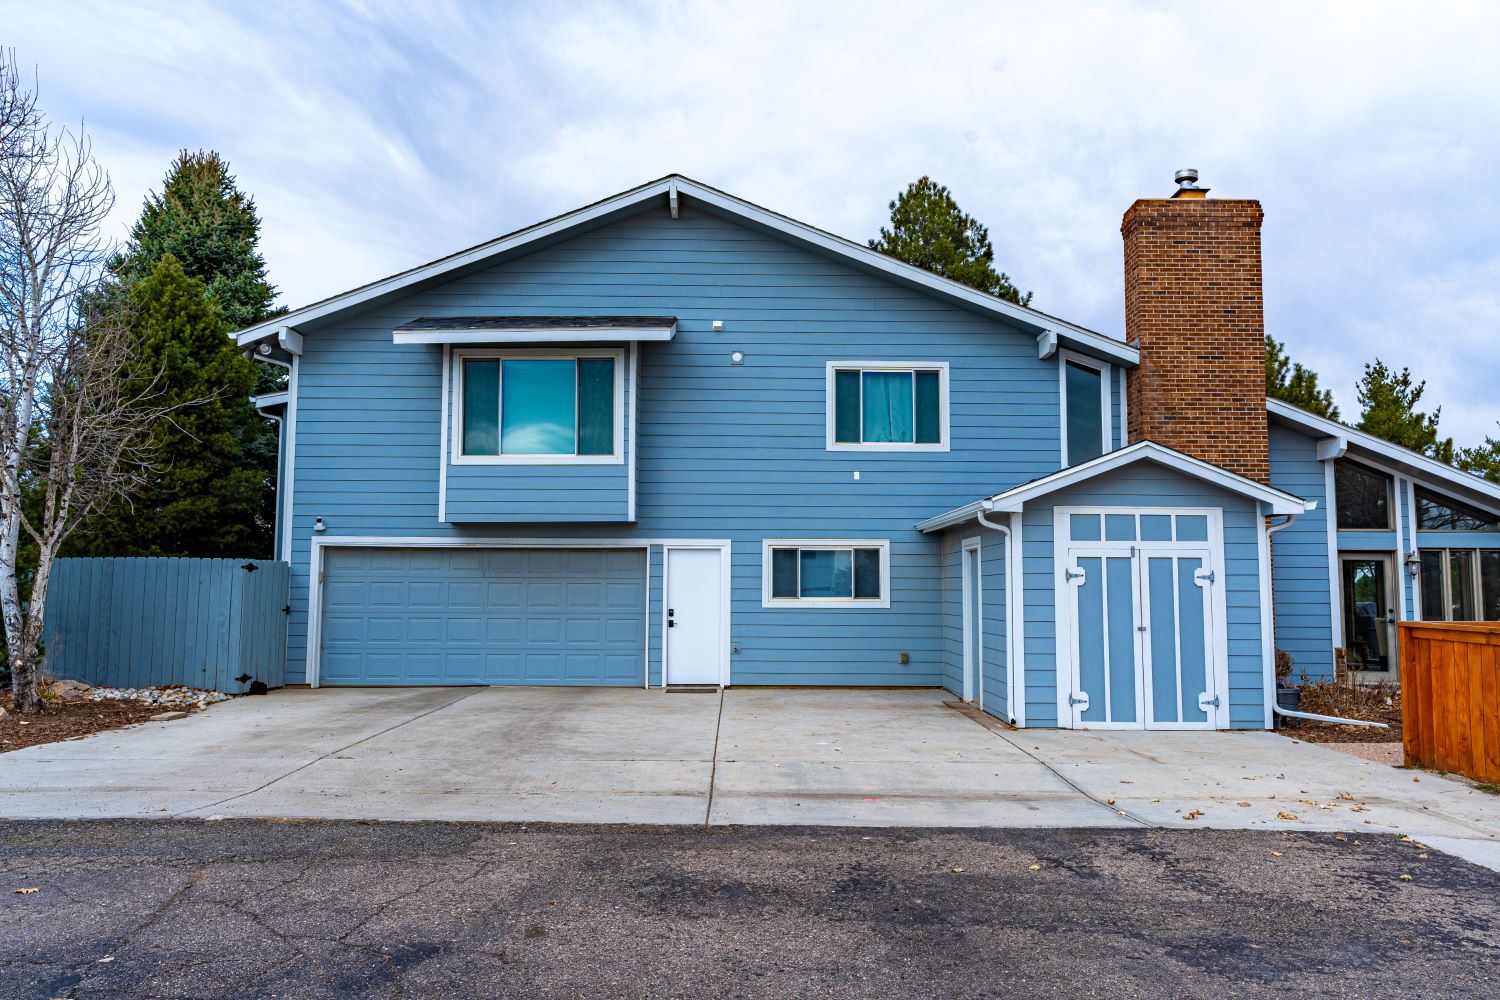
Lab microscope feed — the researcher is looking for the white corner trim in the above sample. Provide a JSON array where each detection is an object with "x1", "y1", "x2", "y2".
[
  {"x1": 760, "y1": 538, "x2": 892, "y2": 609},
  {"x1": 447, "y1": 347, "x2": 626, "y2": 465},
  {"x1": 438, "y1": 344, "x2": 450, "y2": 523},
  {"x1": 1393, "y1": 476, "x2": 1409, "y2": 622},
  {"x1": 824, "y1": 361, "x2": 951, "y2": 452},
  {"x1": 1258, "y1": 512, "x2": 1275, "y2": 729},
  {"x1": 628, "y1": 342, "x2": 638, "y2": 522},
  {"x1": 1008, "y1": 510, "x2": 1026, "y2": 727},
  {"x1": 1406, "y1": 477, "x2": 1422, "y2": 620},
  {"x1": 1323, "y1": 459, "x2": 1345, "y2": 649}
]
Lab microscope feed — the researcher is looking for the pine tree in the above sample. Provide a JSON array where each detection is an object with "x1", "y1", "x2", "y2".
[
  {"x1": 1264, "y1": 336, "x2": 1339, "y2": 418},
  {"x1": 870, "y1": 177, "x2": 1031, "y2": 305},
  {"x1": 1355, "y1": 359, "x2": 1455, "y2": 461},
  {"x1": 67, "y1": 256, "x2": 266, "y2": 557},
  {"x1": 110, "y1": 150, "x2": 277, "y2": 330},
  {"x1": 1457, "y1": 426, "x2": 1500, "y2": 483}
]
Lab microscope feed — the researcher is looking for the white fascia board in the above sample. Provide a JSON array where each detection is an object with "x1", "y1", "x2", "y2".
[
  {"x1": 393, "y1": 326, "x2": 675, "y2": 346},
  {"x1": 1269, "y1": 397, "x2": 1500, "y2": 509}
]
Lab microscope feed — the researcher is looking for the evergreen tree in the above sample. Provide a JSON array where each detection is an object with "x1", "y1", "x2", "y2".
[
  {"x1": 1457, "y1": 426, "x2": 1500, "y2": 483},
  {"x1": 110, "y1": 150, "x2": 277, "y2": 330},
  {"x1": 67, "y1": 256, "x2": 267, "y2": 557},
  {"x1": 1356, "y1": 359, "x2": 1455, "y2": 461},
  {"x1": 1264, "y1": 335, "x2": 1339, "y2": 418},
  {"x1": 870, "y1": 177, "x2": 1031, "y2": 305}
]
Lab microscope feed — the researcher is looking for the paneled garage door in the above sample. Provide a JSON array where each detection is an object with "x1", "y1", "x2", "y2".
[{"x1": 320, "y1": 547, "x2": 645, "y2": 686}]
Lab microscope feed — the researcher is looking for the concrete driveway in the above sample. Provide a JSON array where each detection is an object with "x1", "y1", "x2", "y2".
[{"x1": 1, "y1": 686, "x2": 1496, "y2": 863}]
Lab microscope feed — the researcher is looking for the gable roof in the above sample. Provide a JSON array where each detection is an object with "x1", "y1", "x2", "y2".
[
  {"x1": 235, "y1": 174, "x2": 1138, "y2": 366},
  {"x1": 1267, "y1": 398, "x2": 1500, "y2": 513},
  {"x1": 916, "y1": 440, "x2": 1310, "y2": 532}
]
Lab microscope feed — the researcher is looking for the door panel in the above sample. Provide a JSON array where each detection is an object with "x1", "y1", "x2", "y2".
[
  {"x1": 1072, "y1": 552, "x2": 1140, "y2": 726},
  {"x1": 1341, "y1": 556, "x2": 1393, "y2": 672},
  {"x1": 1144, "y1": 554, "x2": 1211, "y2": 727},
  {"x1": 321, "y1": 547, "x2": 644, "y2": 686},
  {"x1": 665, "y1": 548, "x2": 723, "y2": 685}
]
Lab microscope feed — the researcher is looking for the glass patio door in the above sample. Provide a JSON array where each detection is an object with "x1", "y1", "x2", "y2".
[{"x1": 1340, "y1": 555, "x2": 1395, "y2": 672}]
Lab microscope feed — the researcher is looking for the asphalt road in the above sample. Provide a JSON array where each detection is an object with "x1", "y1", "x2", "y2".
[{"x1": 1, "y1": 821, "x2": 1497, "y2": 999}]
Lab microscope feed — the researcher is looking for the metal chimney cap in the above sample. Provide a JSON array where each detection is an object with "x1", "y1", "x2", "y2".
[{"x1": 1174, "y1": 168, "x2": 1200, "y2": 188}]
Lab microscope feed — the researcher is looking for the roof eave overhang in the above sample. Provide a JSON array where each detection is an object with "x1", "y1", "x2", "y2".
[
  {"x1": 1267, "y1": 398, "x2": 1500, "y2": 511},
  {"x1": 230, "y1": 175, "x2": 1136, "y2": 367},
  {"x1": 391, "y1": 324, "x2": 676, "y2": 346},
  {"x1": 916, "y1": 441, "x2": 1309, "y2": 533}
]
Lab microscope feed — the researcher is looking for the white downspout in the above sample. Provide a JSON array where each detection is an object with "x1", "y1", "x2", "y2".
[{"x1": 975, "y1": 503, "x2": 1018, "y2": 725}]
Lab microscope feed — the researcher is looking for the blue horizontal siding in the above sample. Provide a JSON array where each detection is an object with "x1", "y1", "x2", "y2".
[
  {"x1": 284, "y1": 202, "x2": 1117, "y2": 693},
  {"x1": 1267, "y1": 424, "x2": 1335, "y2": 681}
]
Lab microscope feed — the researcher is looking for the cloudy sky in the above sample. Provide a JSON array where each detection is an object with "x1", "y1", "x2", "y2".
[{"x1": 8, "y1": 0, "x2": 1500, "y2": 442}]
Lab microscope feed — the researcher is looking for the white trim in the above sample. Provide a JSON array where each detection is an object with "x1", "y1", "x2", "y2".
[
  {"x1": 277, "y1": 326, "x2": 303, "y2": 355},
  {"x1": 1407, "y1": 478, "x2": 1422, "y2": 619},
  {"x1": 304, "y1": 535, "x2": 730, "y2": 688},
  {"x1": 1270, "y1": 398, "x2": 1500, "y2": 508},
  {"x1": 437, "y1": 344, "x2": 450, "y2": 523},
  {"x1": 279, "y1": 355, "x2": 300, "y2": 564},
  {"x1": 1008, "y1": 511, "x2": 1026, "y2": 727},
  {"x1": 824, "y1": 361, "x2": 951, "y2": 452},
  {"x1": 961, "y1": 536, "x2": 982, "y2": 705},
  {"x1": 916, "y1": 441, "x2": 1309, "y2": 533},
  {"x1": 393, "y1": 325, "x2": 675, "y2": 346},
  {"x1": 661, "y1": 541, "x2": 733, "y2": 687},
  {"x1": 628, "y1": 342, "x2": 638, "y2": 522},
  {"x1": 1324, "y1": 459, "x2": 1345, "y2": 649},
  {"x1": 447, "y1": 347, "x2": 626, "y2": 465},
  {"x1": 642, "y1": 545, "x2": 652, "y2": 688},
  {"x1": 760, "y1": 538, "x2": 892, "y2": 608},
  {"x1": 251, "y1": 390, "x2": 289, "y2": 409},
  {"x1": 1058, "y1": 349, "x2": 1111, "y2": 466},
  {"x1": 234, "y1": 175, "x2": 1137, "y2": 366},
  {"x1": 1036, "y1": 330, "x2": 1058, "y2": 360},
  {"x1": 1117, "y1": 365, "x2": 1129, "y2": 449},
  {"x1": 1316, "y1": 435, "x2": 1348, "y2": 462},
  {"x1": 1258, "y1": 513, "x2": 1275, "y2": 729},
  {"x1": 1393, "y1": 476, "x2": 1409, "y2": 621}
]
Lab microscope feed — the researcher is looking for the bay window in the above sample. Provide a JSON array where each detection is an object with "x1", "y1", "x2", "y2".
[{"x1": 454, "y1": 350, "x2": 621, "y2": 463}]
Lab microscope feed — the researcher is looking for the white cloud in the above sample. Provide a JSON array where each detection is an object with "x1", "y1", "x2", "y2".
[{"x1": 7, "y1": 0, "x2": 1499, "y2": 440}]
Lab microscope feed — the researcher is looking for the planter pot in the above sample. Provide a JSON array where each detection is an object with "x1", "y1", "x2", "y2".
[{"x1": 1276, "y1": 685, "x2": 1301, "y2": 728}]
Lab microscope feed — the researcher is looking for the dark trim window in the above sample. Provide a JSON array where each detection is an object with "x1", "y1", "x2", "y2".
[
  {"x1": 1334, "y1": 460, "x2": 1392, "y2": 530},
  {"x1": 1420, "y1": 548, "x2": 1500, "y2": 622},
  {"x1": 828, "y1": 363, "x2": 947, "y2": 450},
  {"x1": 1061, "y1": 353, "x2": 1107, "y2": 466},
  {"x1": 762, "y1": 540, "x2": 889, "y2": 607},
  {"x1": 1416, "y1": 488, "x2": 1500, "y2": 531}
]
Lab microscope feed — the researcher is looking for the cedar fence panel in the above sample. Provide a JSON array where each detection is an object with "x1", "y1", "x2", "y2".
[
  {"x1": 1399, "y1": 622, "x2": 1500, "y2": 783},
  {"x1": 42, "y1": 557, "x2": 289, "y2": 694}
]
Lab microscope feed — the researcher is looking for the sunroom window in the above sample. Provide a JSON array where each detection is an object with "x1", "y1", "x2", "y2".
[
  {"x1": 1420, "y1": 548, "x2": 1500, "y2": 622},
  {"x1": 1334, "y1": 460, "x2": 1391, "y2": 530},
  {"x1": 763, "y1": 540, "x2": 889, "y2": 607},
  {"x1": 828, "y1": 364, "x2": 946, "y2": 449},
  {"x1": 1416, "y1": 488, "x2": 1500, "y2": 531},
  {"x1": 458, "y1": 353, "x2": 618, "y2": 460}
]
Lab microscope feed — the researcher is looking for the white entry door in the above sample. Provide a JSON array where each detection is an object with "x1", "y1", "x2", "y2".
[{"x1": 665, "y1": 547, "x2": 725, "y2": 685}]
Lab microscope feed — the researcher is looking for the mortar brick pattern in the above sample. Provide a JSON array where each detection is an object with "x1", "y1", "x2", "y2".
[{"x1": 1121, "y1": 197, "x2": 1270, "y2": 484}]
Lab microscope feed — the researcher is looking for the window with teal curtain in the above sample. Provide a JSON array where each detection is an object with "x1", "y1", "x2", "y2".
[
  {"x1": 576, "y1": 358, "x2": 615, "y2": 455},
  {"x1": 502, "y1": 359, "x2": 576, "y2": 454},
  {"x1": 861, "y1": 371, "x2": 913, "y2": 443},
  {"x1": 462, "y1": 359, "x2": 500, "y2": 455},
  {"x1": 914, "y1": 371, "x2": 940, "y2": 443},
  {"x1": 1065, "y1": 360, "x2": 1104, "y2": 464}
]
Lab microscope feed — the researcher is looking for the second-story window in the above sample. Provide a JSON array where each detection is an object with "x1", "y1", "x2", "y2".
[
  {"x1": 1334, "y1": 460, "x2": 1391, "y2": 530},
  {"x1": 1061, "y1": 353, "x2": 1107, "y2": 466},
  {"x1": 826, "y1": 362, "x2": 949, "y2": 451},
  {"x1": 455, "y1": 349, "x2": 621, "y2": 462}
]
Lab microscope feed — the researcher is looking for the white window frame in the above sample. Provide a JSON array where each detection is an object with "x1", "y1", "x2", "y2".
[
  {"x1": 825, "y1": 361, "x2": 950, "y2": 453},
  {"x1": 1333, "y1": 457, "x2": 1395, "y2": 531},
  {"x1": 761, "y1": 538, "x2": 892, "y2": 608},
  {"x1": 449, "y1": 347, "x2": 625, "y2": 465},
  {"x1": 1058, "y1": 349, "x2": 1111, "y2": 466}
]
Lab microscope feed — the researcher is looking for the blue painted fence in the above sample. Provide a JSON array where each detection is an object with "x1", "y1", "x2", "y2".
[{"x1": 42, "y1": 558, "x2": 289, "y2": 693}]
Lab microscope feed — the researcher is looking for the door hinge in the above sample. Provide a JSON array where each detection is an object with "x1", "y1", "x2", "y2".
[
  {"x1": 1199, "y1": 693, "x2": 1220, "y2": 710},
  {"x1": 1069, "y1": 693, "x2": 1090, "y2": 708},
  {"x1": 1064, "y1": 567, "x2": 1086, "y2": 584},
  {"x1": 1194, "y1": 569, "x2": 1215, "y2": 585}
]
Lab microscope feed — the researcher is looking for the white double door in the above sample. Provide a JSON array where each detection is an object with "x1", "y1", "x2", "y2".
[{"x1": 1063, "y1": 544, "x2": 1224, "y2": 730}]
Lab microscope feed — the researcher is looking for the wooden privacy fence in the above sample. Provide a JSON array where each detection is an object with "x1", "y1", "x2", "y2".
[
  {"x1": 42, "y1": 557, "x2": 289, "y2": 694},
  {"x1": 1399, "y1": 622, "x2": 1500, "y2": 783}
]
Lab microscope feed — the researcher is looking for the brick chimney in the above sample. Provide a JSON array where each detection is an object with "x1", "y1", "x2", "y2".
[{"x1": 1122, "y1": 169, "x2": 1269, "y2": 483}]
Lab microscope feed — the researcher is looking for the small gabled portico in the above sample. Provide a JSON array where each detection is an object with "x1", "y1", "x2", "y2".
[{"x1": 920, "y1": 442, "x2": 1311, "y2": 731}]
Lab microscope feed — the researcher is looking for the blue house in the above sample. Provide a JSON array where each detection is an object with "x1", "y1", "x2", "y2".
[{"x1": 237, "y1": 173, "x2": 1500, "y2": 730}]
